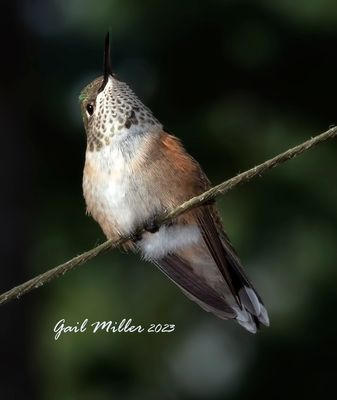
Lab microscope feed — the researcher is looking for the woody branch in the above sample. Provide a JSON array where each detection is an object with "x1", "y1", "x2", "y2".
[{"x1": 0, "y1": 126, "x2": 336, "y2": 306}]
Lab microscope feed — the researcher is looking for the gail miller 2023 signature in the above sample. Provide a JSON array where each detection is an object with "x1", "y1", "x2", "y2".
[{"x1": 53, "y1": 318, "x2": 175, "y2": 340}]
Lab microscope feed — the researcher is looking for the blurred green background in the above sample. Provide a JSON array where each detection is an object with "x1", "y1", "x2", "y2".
[{"x1": 0, "y1": 0, "x2": 337, "y2": 399}]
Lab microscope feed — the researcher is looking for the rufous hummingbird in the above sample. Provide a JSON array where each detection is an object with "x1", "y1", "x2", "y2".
[{"x1": 79, "y1": 34, "x2": 269, "y2": 333}]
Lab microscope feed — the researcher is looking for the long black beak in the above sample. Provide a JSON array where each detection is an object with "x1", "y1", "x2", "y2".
[{"x1": 98, "y1": 32, "x2": 112, "y2": 92}]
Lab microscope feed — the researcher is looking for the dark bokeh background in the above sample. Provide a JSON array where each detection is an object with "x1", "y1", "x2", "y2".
[{"x1": 0, "y1": 0, "x2": 337, "y2": 399}]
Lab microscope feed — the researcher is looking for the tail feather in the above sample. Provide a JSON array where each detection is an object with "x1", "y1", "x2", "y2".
[
  {"x1": 235, "y1": 287, "x2": 270, "y2": 333},
  {"x1": 156, "y1": 252, "x2": 269, "y2": 333},
  {"x1": 196, "y1": 207, "x2": 270, "y2": 332},
  {"x1": 138, "y1": 205, "x2": 270, "y2": 333}
]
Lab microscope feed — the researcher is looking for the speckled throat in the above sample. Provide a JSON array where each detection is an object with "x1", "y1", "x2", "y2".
[{"x1": 80, "y1": 76, "x2": 161, "y2": 152}]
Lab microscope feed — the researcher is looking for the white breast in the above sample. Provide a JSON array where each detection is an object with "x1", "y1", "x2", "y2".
[{"x1": 83, "y1": 141, "x2": 162, "y2": 238}]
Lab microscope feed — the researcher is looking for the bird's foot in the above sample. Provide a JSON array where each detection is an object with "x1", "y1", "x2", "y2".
[
  {"x1": 143, "y1": 215, "x2": 160, "y2": 233},
  {"x1": 130, "y1": 230, "x2": 143, "y2": 242},
  {"x1": 130, "y1": 216, "x2": 160, "y2": 243},
  {"x1": 131, "y1": 215, "x2": 172, "y2": 242}
]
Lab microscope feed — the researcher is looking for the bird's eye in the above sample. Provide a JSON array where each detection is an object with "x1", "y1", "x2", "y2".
[{"x1": 86, "y1": 103, "x2": 94, "y2": 116}]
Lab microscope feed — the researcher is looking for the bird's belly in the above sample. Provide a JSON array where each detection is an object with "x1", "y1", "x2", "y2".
[{"x1": 83, "y1": 167, "x2": 160, "y2": 238}]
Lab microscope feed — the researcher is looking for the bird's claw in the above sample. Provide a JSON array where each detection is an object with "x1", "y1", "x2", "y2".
[
  {"x1": 130, "y1": 216, "x2": 160, "y2": 243},
  {"x1": 143, "y1": 216, "x2": 160, "y2": 233},
  {"x1": 130, "y1": 230, "x2": 143, "y2": 242}
]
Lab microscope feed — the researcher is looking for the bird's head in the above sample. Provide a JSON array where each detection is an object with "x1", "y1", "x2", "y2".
[{"x1": 79, "y1": 33, "x2": 161, "y2": 152}]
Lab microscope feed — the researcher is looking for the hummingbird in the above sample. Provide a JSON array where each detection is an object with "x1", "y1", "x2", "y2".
[{"x1": 79, "y1": 34, "x2": 269, "y2": 333}]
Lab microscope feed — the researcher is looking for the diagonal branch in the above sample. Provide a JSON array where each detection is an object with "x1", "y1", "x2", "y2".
[{"x1": 0, "y1": 126, "x2": 336, "y2": 306}]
